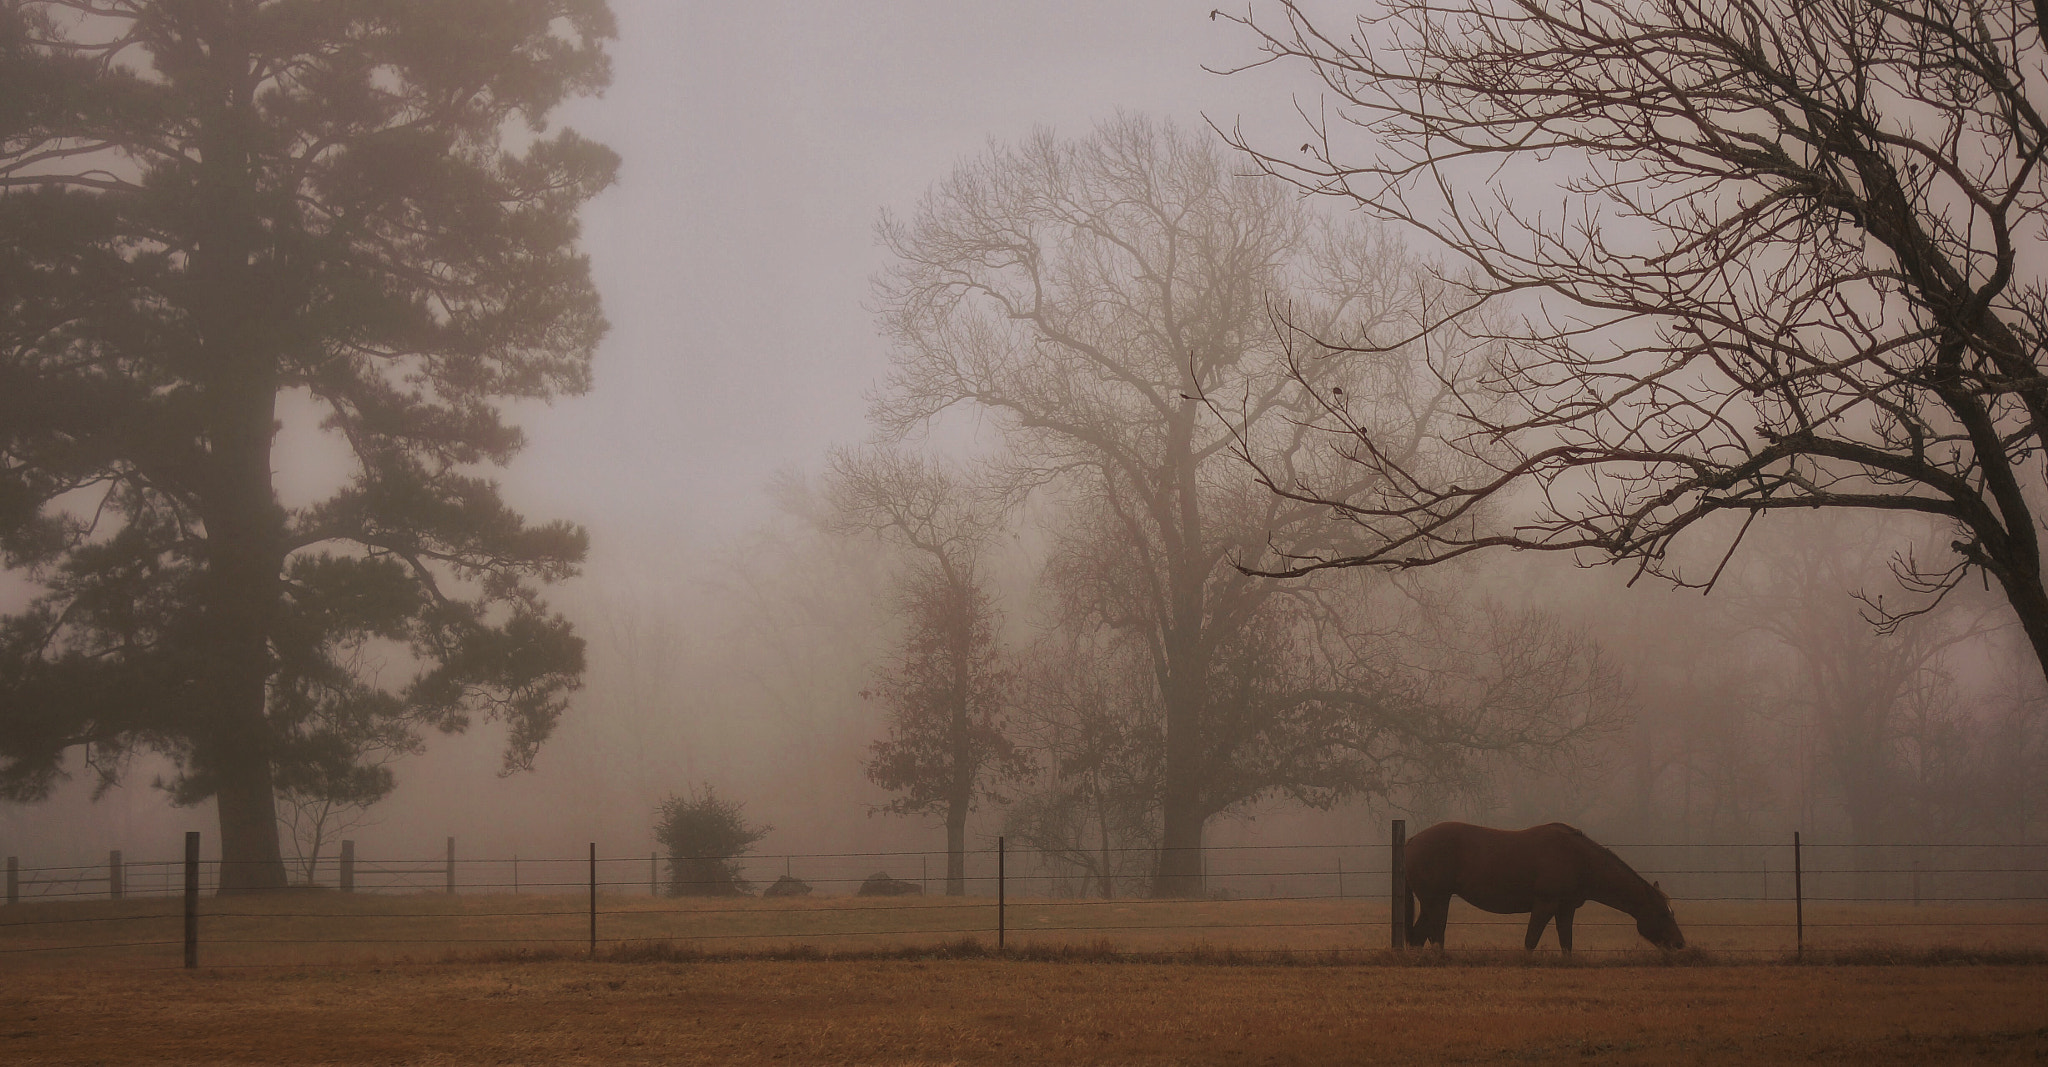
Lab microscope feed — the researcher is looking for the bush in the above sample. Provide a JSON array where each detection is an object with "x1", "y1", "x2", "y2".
[{"x1": 654, "y1": 786, "x2": 770, "y2": 896}]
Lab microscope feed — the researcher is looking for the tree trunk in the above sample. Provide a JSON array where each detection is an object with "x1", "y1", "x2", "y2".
[
  {"x1": 1152, "y1": 399, "x2": 1210, "y2": 899},
  {"x1": 214, "y1": 756, "x2": 286, "y2": 893},
  {"x1": 194, "y1": 17, "x2": 287, "y2": 895},
  {"x1": 1154, "y1": 645, "x2": 1207, "y2": 897},
  {"x1": 945, "y1": 800, "x2": 967, "y2": 896}
]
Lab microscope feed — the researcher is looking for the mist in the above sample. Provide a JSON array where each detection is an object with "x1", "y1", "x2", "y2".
[{"x1": 4, "y1": 0, "x2": 2044, "y2": 897}]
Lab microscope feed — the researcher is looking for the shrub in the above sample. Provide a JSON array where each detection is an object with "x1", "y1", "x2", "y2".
[{"x1": 654, "y1": 786, "x2": 770, "y2": 896}]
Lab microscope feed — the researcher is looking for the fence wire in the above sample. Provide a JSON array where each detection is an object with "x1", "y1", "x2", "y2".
[{"x1": 5, "y1": 838, "x2": 2047, "y2": 967}]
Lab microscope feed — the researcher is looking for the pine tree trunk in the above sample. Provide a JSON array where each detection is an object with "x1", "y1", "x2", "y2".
[{"x1": 193, "y1": 18, "x2": 288, "y2": 895}]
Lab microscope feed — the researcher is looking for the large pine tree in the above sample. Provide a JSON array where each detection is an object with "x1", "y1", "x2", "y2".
[{"x1": 0, "y1": 0, "x2": 615, "y2": 891}]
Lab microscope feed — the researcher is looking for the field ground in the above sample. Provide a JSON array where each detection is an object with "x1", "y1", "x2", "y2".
[
  {"x1": 3, "y1": 890, "x2": 2047, "y2": 967},
  {"x1": 3, "y1": 954, "x2": 2046, "y2": 1065},
  {"x1": 4, "y1": 895, "x2": 2046, "y2": 1064}
]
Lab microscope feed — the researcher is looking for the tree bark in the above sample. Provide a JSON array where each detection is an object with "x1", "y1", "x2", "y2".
[
  {"x1": 193, "y1": 11, "x2": 287, "y2": 894},
  {"x1": 945, "y1": 801, "x2": 967, "y2": 897}
]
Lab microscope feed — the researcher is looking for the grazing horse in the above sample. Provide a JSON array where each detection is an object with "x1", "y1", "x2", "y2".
[{"x1": 1404, "y1": 822, "x2": 1684, "y2": 953}]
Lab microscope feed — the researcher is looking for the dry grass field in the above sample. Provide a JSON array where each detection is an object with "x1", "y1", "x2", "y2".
[
  {"x1": 2, "y1": 954, "x2": 2045, "y2": 1064},
  {"x1": 3, "y1": 892, "x2": 2046, "y2": 1063}
]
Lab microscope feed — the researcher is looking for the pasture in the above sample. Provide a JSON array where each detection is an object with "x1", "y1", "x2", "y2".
[
  {"x1": 3, "y1": 953, "x2": 2046, "y2": 1064},
  {"x1": 4, "y1": 893, "x2": 2047, "y2": 1063}
]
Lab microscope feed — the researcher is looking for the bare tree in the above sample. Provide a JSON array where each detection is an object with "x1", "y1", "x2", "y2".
[
  {"x1": 1005, "y1": 635, "x2": 1162, "y2": 899},
  {"x1": 1219, "y1": 0, "x2": 2048, "y2": 684},
  {"x1": 828, "y1": 448, "x2": 1029, "y2": 895},
  {"x1": 875, "y1": 115, "x2": 1497, "y2": 894}
]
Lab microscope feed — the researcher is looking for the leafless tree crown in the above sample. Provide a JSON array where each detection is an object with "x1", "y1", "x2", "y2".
[{"x1": 1218, "y1": 0, "x2": 2048, "y2": 676}]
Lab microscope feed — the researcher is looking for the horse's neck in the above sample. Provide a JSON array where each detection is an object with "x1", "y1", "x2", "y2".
[{"x1": 1585, "y1": 854, "x2": 1657, "y2": 917}]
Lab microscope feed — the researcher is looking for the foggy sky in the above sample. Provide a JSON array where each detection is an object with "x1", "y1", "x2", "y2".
[
  {"x1": 3, "y1": 0, "x2": 1338, "y2": 872},
  {"x1": 509, "y1": 1, "x2": 1297, "y2": 558}
]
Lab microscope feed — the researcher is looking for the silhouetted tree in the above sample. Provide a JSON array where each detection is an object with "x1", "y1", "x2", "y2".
[
  {"x1": 876, "y1": 116, "x2": 1492, "y2": 895},
  {"x1": 1221, "y1": 0, "x2": 2048, "y2": 686},
  {"x1": 655, "y1": 786, "x2": 770, "y2": 896},
  {"x1": 829, "y1": 448, "x2": 1029, "y2": 895},
  {"x1": 0, "y1": 1, "x2": 614, "y2": 890},
  {"x1": 877, "y1": 116, "x2": 1617, "y2": 894},
  {"x1": 1004, "y1": 636, "x2": 1162, "y2": 899}
]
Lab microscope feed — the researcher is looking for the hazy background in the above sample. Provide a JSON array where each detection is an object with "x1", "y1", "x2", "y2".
[
  {"x1": 5, "y1": 0, "x2": 2041, "y2": 882},
  {"x1": 4, "y1": 0, "x2": 1321, "y2": 871}
]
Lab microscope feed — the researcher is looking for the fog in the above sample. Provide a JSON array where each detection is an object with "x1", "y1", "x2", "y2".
[{"x1": 5, "y1": 0, "x2": 2045, "y2": 890}]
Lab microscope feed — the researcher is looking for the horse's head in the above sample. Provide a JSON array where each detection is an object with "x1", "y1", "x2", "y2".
[{"x1": 1637, "y1": 881, "x2": 1685, "y2": 950}]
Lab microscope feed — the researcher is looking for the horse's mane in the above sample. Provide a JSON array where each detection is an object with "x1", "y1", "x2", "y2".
[{"x1": 1545, "y1": 823, "x2": 1665, "y2": 902}]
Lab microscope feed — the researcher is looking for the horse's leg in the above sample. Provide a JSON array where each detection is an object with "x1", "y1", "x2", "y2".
[
  {"x1": 1420, "y1": 894, "x2": 1450, "y2": 949},
  {"x1": 1556, "y1": 904, "x2": 1577, "y2": 955},
  {"x1": 1524, "y1": 901, "x2": 1556, "y2": 952}
]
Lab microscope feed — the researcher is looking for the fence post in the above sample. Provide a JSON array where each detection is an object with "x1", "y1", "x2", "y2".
[
  {"x1": 5, "y1": 856, "x2": 15, "y2": 905},
  {"x1": 588, "y1": 842, "x2": 597, "y2": 958},
  {"x1": 997, "y1": 836, "x2": 1006, "y2": 950},
  {"x1": 340, "y1": 840, "x2": 355, "y2": 893},
  {"x1": 513, "y1": 853, "x2": 519, "y2": 895},
  {"x1": 1390, "y1": 819, "x2": 1407, "y2": 951},
  {"x1": 109, "y1": 849, "x2": 123, "y2": 900},
  {"x1": 650, "y1": 851, "x2": 657, "y2": 896},
  {"x1": 1337, "y1": 856, "x2": 1344, "y2": 900},
  {"x1": 445, "y1": 836, "x2": 456, "y2": 896},
  {"x1": 1793, "y1": 830, "x2": 1804, "y2": 962},
  {"x1": 183, "y1": 831, "x2": 199, "y2": 969}
]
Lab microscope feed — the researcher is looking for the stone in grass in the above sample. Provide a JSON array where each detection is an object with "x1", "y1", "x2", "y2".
[
  {"x1": 856, "y1": 872, "x2": 923, "y2": 896},
  {"x1": 763, "y1": 874, "x2": 813, "y2": 898}
]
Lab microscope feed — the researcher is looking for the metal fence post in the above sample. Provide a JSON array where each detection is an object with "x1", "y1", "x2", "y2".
[
  {"x1": 997, "y1": 836, "x2": 1006, "y2": 950},
  {"x1": 445, "y1": 836, "x2": 456, "y2": 896},
  {"x1": 340, "y1": 840, "x2": 355, "y2": 893},
  {"x1": 109, "y1": 849, "x2": 123, "y2": 900},
  {"x1": 1390, "y1": 819, "x2": 1407, "y2": 951},
  {"x1": 5, "y1": 856, "x2": 16, "y2": 905},
  {"x1": 1793, "y1": 830, "x2": 1804, "y2": 962},
  {"x1": 587, "y1": 842, "x2": 597, "y2": 957},
  {"x1": 183, "y1": 832, "x2": 199, "y2": 969},
  {"x1": 651, "y1": 851, "x2": 657, "y2": 896}
]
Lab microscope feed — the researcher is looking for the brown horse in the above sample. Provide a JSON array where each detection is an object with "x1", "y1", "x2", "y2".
[{"x1": 1404, "y1": 822, "x2": 1684, "y2": 953}]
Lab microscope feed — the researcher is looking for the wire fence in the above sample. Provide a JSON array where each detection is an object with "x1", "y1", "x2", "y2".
[{"x1": 4, "y1": 833, "x2": 2046, "y2": 969}]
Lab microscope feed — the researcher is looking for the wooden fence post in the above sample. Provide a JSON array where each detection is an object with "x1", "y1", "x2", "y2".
[
  {"x1": 340, "y1": 840, "x2": 355, "y2": 893},
  {"x1": 997, "y1": 836, "x2": 1006, "y2": 950},
  {"x1": 650, "y1": 851, "x2": 657, "y2": 896},
  {"x1": 1793, "y1": 831, "x2": 1804, "y2": 962},
  {"x1": 1390, "y1": 819, "x2": 1407, "y2": 951},
  {"x1": 445, "y1": 836, "x2": 456, "y2": 896},
  {"x1": 182, "y1": 832, "x2": 199, "y2": 969},
  {"x1": 587, "y1": 843, "x2": 597, "y2": 958},
  {"x1": 109, "y1": 849, "x2": 123, "y2": 900},
  {"x1": 5, "y1": 856, "x2": 15, "y2": 906}
]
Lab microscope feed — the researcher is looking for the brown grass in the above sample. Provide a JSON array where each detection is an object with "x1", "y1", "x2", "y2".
[
  {"x1": 4, "y1": 893, "x2": 2044, "y2": 1063},
  {"x1": 2, "y1": 956, "x2": 2045, "y2": 1065}
]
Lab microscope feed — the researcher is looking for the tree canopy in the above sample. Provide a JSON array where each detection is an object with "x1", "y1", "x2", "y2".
[{"x1": 0, "y1": 0, "x2": 615, "y2": 890}]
